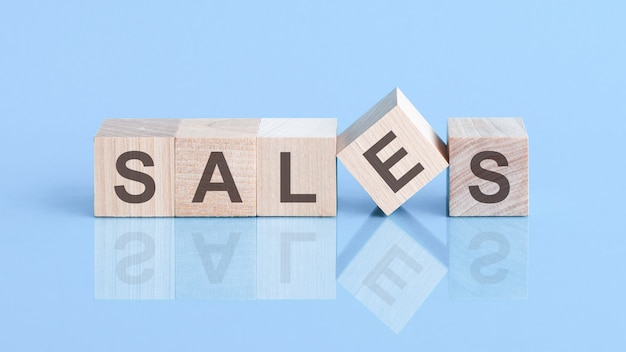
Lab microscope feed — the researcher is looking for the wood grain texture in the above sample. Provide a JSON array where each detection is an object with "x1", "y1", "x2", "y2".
[
  {"x1": 448, "y1": 118, "x2": 529, "y2": 216},
  {"x1": 175, "y1": 118, "x2": 260, "y2": 217},
  {"x1": 257, "y1": 118, "x2": 337, "y2": 216},
  {"x1": 337, "y1": 88, "x2": 448, "y2": 215},
  {"x1": 94, "y1": 119, "x2": 180, "y2": 217}
]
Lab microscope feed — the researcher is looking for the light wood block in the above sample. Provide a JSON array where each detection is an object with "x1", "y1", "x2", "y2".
[
  {"x1": 175, "y1": 118, "x2": 260, "y2": 217},
  {"x1": 337, "y1": 88, "x2": 448, "y2": 215},
  {"x1": 94, "y1": 119, "x2": 180, "y2": 217},
  {"x1": 257, "y1": 118, "x2": 337, "y2": 216},
  {"x1": 448, "y1": 118, "x2": 529, "y2": 216}
]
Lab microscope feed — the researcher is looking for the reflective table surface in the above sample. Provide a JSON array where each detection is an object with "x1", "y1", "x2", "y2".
[{"x1": 3, "y1": 168, "x2": 621, "y2": 351}]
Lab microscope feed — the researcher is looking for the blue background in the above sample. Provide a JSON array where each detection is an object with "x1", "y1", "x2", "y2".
[{"x1": 1, "y1": 0, "x2": 624, "y2": 350}]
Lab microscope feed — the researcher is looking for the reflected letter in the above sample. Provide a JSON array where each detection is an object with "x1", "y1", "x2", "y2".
[
  {"x1": 95, "y1": 219, "x2": 175, "y2": 300},
  {"x1": 175, "y1": 218, "x2": 256, "y2": 300},
  {"x1": 338, "y1": 209, "x2": 447, "y2": 333},
  {"x1": 448, "y1": 217, "x2": 528, "y2": 299},
  {"x1": 257, "y1": 218, "x2": 336, "y2": 300}
]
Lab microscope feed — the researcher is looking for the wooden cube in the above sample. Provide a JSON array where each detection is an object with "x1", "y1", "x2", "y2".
[
  {"x1": 175, "y1": 118, "x2": 260, "y2": 217},
  {"x1": 94, "y1": 119, "x2": 180, "y2": 217},
  {"x1": 256, "y1": 118, "x2": 337, "y2": 216},
  {"x1": 448, "y1": 118, "x2": 529, "y2": 216},
  {"x1": 337, "y1": 88, "x2": 448, "y2": 215}
]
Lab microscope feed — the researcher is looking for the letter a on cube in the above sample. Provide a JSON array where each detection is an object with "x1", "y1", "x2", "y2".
[
  {"x1": 175, "y1": 118, "x2": 261, "y2": 217},
  {"x1": 337, "y1": 88, "x2": 448, "y2": 215}
]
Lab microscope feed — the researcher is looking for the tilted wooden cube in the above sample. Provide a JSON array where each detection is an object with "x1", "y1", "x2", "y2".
[
  {"x1": 337, "y1": 88, "x2": 448, "y2": 215},
  {"x1": 94, "y1": 119, "x2": 180, "y2": 217},
  {"x1": 175, "y1": 118, "x2": 260, "y2": 217},
  {"x1": 448, "y1": 118, "x2": 529, "y2": 216},
  {"x1": 256, "y1": 118, "x2": 337, "y2": 216}
]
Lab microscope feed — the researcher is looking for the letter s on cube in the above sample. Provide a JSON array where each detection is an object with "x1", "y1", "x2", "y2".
[
  {"x1": 448, "y1": 118, "x2": 529, "y2": 216},
  {"x1": 94, "y1": 119, "x2": 180, "y2": 217}
]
